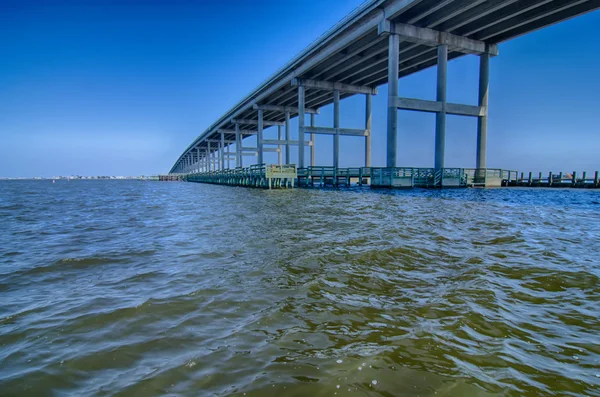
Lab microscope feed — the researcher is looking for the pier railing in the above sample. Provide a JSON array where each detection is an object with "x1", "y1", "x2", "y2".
[
  {"x1": 298, "y1": 166, "x2": 371, "y2": 187},
  {"x1": 369, "y1": 167, "x2": 519, "y2": 188},
  {"x1": 511, "y1": 171, "x2": 600, "y2": 188},
  {"x1": 181, "y1": 166, "x2": 598, "y2": 189},
  {"x1": 185, "y1": 164, "x2": 296, "y2": 189}
]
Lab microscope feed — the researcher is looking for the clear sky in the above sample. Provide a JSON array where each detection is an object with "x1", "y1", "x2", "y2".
[{"x1": 1, "y1": 0, "x2": 599, "y2": 178}]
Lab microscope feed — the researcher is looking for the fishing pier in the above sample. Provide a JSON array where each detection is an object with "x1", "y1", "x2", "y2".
[{"x1": 180, "y1": 166, "x2": 600, "y2": 189}]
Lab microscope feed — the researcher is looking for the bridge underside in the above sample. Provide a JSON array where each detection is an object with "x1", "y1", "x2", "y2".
[{"x1": 171, "y1": 0, "x2": 599, "y2": 176}]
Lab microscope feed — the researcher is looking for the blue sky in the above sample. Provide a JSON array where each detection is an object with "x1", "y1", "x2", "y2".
[{"x1": 1, "y1": 0, "x2": 599, "y2": 177}]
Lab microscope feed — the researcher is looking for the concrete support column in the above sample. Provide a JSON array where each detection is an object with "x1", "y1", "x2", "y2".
[
  {"x1": 434, "y1": 44, "x2": 448, "y2": 170},
  {"x1": 220, "y1": 132, "x2": 225, "y2": 170},
  {"x1": 333, "y1": 90, "x2": 340, "y2": 169},
  {"x1": 226, "y1": 145, "x2": 230, "y2": 169},
  {"x1": 257, "y1": 109, "x2": 264, "y2": 165},
  {"x1": 197, "y1": 149, "x2": 201, "y2": 173},
  {"x1": 235, "y1": 124, "x2": 241, "y2": 168},
  {"x1": 387, "y1": 34, "x2": 400, "y2": 167},
  {"x1": 277, "y1": 125, "x2": 283, "y2": 166},
  {"x1": 207, "y1": 142, "x2": 212, "y2": 172},
  {"x1": 365, "y1": 93, "x2": 372, "y2": 167},
  {"x1": 298, "y1": 85, "x2": 305, "y2": 169},
  {"x1": 205, "y1": 149, "x2": 209, "y2": 172},
  {"x1": 310, "y1": 114, "x2": 316, "y2": 167},
  {"x1": 477, "y1": 52, "x2": 490, "y2": 169},
  {"x1": 285, "y1": 111, "x2": 291, "y2": 165}
]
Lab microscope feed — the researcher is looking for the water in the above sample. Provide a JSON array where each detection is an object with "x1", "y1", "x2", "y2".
[{"x1": 1, "y1": 180, "x2": 599, "y2": 397}]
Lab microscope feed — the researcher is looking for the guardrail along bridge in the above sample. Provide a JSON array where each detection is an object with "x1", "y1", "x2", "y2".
[{"x1": 169, "y1": 0, "x2": 599, "y2": 188}]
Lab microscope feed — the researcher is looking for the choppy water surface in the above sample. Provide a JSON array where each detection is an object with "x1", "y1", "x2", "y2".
[{"x1": 1, "y1": 181, "x2": 599, "y2": 397}]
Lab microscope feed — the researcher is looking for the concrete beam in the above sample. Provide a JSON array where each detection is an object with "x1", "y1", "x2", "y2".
[
  {"x1": 207, "y1": 139, "x2": 236, "y2": 144},
  {"x1": 446, "y1": 103, "x2": 486, "y2": 117},
  {"x1": 253, "y1": 104, "x2": 319, "y2": 115},
  {"x1": 291, "y1": 78, "x2": 377, "y2": 95},
  {"x1": 394, "y1": 97, "x2": 442, "y2": 113},
  {"x1": 241, "y1": 147, "x2": 280, "y2": 153},
  {"x1": 263, "y1": 139, "x2": 313, "y2": 146},
  {"x1": 302, "y1": 126, "x2": 368, "y2": 137},
  {"x1": 231, "y1": 119, "x2": 284, "y2": 127},
  {"x1": 218, "y1": 128, "x2": 257, "y2": 135},
  {"x1": 392, "y1": 97, "x2": 485, "y2": 117},
  {"x1": 379, "y1": 21, "x2": 498, "y2": 56}
]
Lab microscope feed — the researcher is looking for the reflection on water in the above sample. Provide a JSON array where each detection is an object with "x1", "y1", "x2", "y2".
[{"x1": 0, "y1": 181, "x2": 599, "y2": 396}]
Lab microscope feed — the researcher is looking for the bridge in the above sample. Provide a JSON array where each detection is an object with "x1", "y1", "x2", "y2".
[{"x1": 169, "y1": 0, "x2": 599, "y2": 188}]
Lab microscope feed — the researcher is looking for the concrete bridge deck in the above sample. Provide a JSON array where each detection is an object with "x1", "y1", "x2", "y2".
[{"x1": 170, "y1": 0, "x2": 600, "y2": 179}]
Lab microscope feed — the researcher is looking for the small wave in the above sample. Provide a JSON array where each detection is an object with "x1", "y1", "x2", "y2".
[
  {"x1": 472, "y1": 235, "x2": 525, "y2": 246},
  {"x1": 16, "y1": 256, "x2": 128, "y2": 277}
]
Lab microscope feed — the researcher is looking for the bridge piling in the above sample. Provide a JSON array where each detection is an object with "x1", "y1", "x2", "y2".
[
  {"x1": 310, "y1": 114, "x2": 316, "y2": 167},
  {"x1": 477, "y1": 52, "x2": 490, "y2": 169},
  {"x1": 365, "y1": 94, "x2": 372, "y2": 168},
  {"x1": 285, "y1": 111, "x2": 291, "y2": 165},
  {"x1": 386, "y1": 33, "x2": 400, "y2": 167},
  {"x1": 333, "y1": 90, "x2": 340, "y2": 171},
  {"x1": 277, "y1": 125, "x2": 283, "y2": 166},
  {"x1": 298, "y1": 86, "x2": 305, "y2": 169},
  {"x1": 257, "y1": 109, "x2": 264, "y2": 166},
  {"x1": 434, "y1": 44, "x2": 448, "y2": 170}
]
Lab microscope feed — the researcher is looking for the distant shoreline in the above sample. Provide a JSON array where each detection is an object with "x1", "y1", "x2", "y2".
[{"x1": 0, "y1": 177, "x2": 158, "y2": 181}]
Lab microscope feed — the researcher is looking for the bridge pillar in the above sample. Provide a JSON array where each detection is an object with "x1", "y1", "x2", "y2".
[
  {"x1": 387, "y1": 33, "x2": 400, "y2": 167},
  {"x1": 207, "y1": 141, "x2": 212, "y2": 172},
  {"x1": 197, "y1": 149, "x2": 201, "y2": 173},
  {"x1": 220, "y1": 132, "x2": 225, "y2": 170},
  {"x1": 333, "y1": 90, "x2": 340, "y2": 169},
  {"x1": 257, "y1": 109, "x2": 264, "y2": 165},
  {"x1": 285, "y1": 111, "x2": 291, "y2": 165},
  {"x1": 226, "y1": 144, "x2": 230, "y2": 169},
  {"x1": 434, "y1": 44, "x2": 448, "y2": 170},
  {"x1": 277, "y1": 125, "x2": 283, "y2": 165},
  {"x1": 365, "y1": 93, "x2": 372, "y2": 167},
  {"x1": 310, "y1": 114, "x2": 316, "y2": 166},
  {"x1": 297, "y1": 85, "x2": 305, "y2": 168},
  {"x1": 235, "y1": 123, "x2": 242, "y2": 168},
  {"x1": 477, "y1": 52, "x2": 490, "y2": 169}
]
